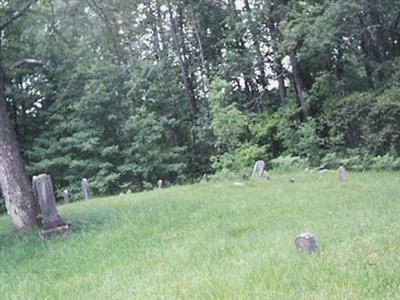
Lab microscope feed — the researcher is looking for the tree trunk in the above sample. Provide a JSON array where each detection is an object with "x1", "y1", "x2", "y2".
[
  {"x1": 168, "y1": 5, "x2": 198, "y2": 119},
  {"x1": 289, "y1": 49, "x2": 309, "y2": 118},
  {"x1": 0, "y1": 65, "x2": 39, "y2": 230},
  {"x1": 274, "y1": 57, "x2": 287, "y2": 106}
]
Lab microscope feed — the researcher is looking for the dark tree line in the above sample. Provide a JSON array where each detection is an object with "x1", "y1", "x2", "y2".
[{"x1": 1, "y1": 0, "x2": 400, "y2": 229}]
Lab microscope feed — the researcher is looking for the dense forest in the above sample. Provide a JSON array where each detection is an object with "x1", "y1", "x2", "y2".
[{"x1": 1, "y1": 0, "x2": 400, "y2": 205}]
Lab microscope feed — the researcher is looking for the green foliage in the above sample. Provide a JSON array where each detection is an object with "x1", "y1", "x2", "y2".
[
  {"x1": 324, "y1": 85, "x2": 400, "y2": 156},
  {"x1": 322, "y1": 152, "x2": 400, "y2": 171},
  {"x1": 2, "y1": 0, "x2": 400, "y2": 205},
  {"x1": 371, "y1": 154, "x2": 400, "y2": 171},
  {"x1": 211, "y1": 142, "x2": 267, "y2": 177},
  {"x1": 270, "y1": 155, "x2": 309, "y2": 171},
  {"x1": 210, "y1": 78, "x2": 247, "y2": 151}
]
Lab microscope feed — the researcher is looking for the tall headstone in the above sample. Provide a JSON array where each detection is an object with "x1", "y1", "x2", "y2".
[
  {"x1": 81, "y1": 178, "x2": 92, "y2": 200},
  {"x1": 252, "y1": 160, "x2": 266, "y2": 179},
  {"x1": 32, "y1": 174, "x2": 69, "y2": 237},
  {"x1": 157, "y1": 179, "x2": 163, "y2": 189},
  {"x1": 32, "y1": 176, "x2": 42, "y2": 224},
  {"x1": 63, "y1": 190, "x2": 70, "y2": 204},
  {"x1": 338, "y1": 165, "x2": 348, "y2": 184},
  {"x1": 295, "y1": 232, "x2": 319, "y2": 254}
]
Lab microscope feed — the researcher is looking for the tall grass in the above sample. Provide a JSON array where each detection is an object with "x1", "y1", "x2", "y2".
[{"x1": 0, "y1": 171, "x2": 399, "y2": 299}]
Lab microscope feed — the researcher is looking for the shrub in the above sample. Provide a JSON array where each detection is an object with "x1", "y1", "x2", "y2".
[
  {"x1": 270, "y1": 155, "x2": 309, "y2": 170},
  {"x1": 371, "y1": 154, "x2": 400, "y2": 171},
  {"x1": 211, "y1": 143, "x2": 267, "y2": 178}
]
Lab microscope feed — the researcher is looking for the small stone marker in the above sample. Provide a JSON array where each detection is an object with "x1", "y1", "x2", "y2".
[
  {"x1": 295, "y1": 232, "x2": 319, "y2": 254},
  {"x1": 63, "y1": 190, "x2": 70, "y2": 204},
  {"x1": 81, "y1": 178, "x2": 93, "y2": 200},
  {"x1": 157, "y1": 179, "x2": 163, "y2": 189},
  {"x1": 33, "y1": 174, "x2": 69, "y2": 238},
  {"x1": 289, "y1": 178, "x2": 295, "y2": 183},
  {"x1": 338, "y1": 165, "x2": 348, "y2": 184},
  {"x1": 252, "y1": 160, "x2": 266, "y2": 179}
]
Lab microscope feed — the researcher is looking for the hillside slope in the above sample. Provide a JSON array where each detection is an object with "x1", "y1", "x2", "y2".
[{"x1": 0, "y1": 171, "x2": 399, "y2": 299}]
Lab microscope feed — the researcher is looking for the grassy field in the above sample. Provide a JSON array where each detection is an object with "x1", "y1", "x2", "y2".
[{"x1": 0, "y1": 171, "x2": 399, "y2": 299}]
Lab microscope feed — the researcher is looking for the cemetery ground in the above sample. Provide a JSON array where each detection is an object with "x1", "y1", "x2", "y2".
[{"x1": 0, "y1": 171, "x2": 399, "y2": 299}]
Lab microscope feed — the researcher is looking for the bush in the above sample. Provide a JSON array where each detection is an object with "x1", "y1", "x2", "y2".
[
  {"x1": 211, "y1": 143, "x2": 267, "y2": 178},
  {"x1": 321, "y1": 151, "x2": 400, "y2": 171},
  {"x1": 371, "y1": 154, "x2": 400, "y2": 171},
  {"x1": 270, "y1": 155, "x2": 309, "y2": 170}
]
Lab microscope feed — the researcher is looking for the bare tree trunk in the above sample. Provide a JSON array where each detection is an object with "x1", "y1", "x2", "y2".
[
  {"x1": 0, "y1": 64, "x2": 39, "y2": 230},
  {"x1": 274, "y1": 57, "x2": 287, "y2": 106},
  {"x1": 244, "y1": 0, "x2": 267, "y2": 89},
  {"x1": 191, "y1": 16, "x2": 210, "y2": 91},
  {"x1": 289, "y1": 49, "x2": 309, "y2": 118},
  {"x1": 368, "y1": 0, "x2": 388, "y2": 62},
  {"x1": 168, "y1": 5, "x2": 198, "y2": 119},
  {"x1": 0, "y1": 0, "x2": 40, "y2": 230}
]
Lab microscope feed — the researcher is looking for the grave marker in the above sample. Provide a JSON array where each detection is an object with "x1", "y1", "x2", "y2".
[
  {"x1": 338, "y1": 166, "x2": 348, "y2": 184},
  {"x1": 33, "y1": 174, "x2": 69, "y2": 238},
  {"x1": 81, "y1": 178, "x2": 93, "y2": 200},
  {"x1": 295, "y1": 232, "x2": 319, "y2": 254}
]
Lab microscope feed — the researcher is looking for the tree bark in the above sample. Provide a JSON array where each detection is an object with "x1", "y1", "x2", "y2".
[
  {"x1": 168, "y1": 5, "x2": 198, "y2": 119},
  {"x1": 289, "y1": 49, "x2": 309, "y2": 118},
  {"x1": 0, "y1": 64, "x2": 39, "y2": 230},
  {"x1": 274, "y1": 57, "x2": 287, "y2": 106}
]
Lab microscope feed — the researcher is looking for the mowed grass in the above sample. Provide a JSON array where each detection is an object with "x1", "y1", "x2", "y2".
[{"x1": 0, "y1": 171, "x2": 399, "y2": 299}]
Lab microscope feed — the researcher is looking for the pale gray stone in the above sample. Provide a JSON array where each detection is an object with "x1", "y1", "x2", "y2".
[
  {"x1": 63, "y1": 190, "x2": 70, "y2": 204},
  {"x1": 252, "y1": 160, "x2": 266, "y2": 179},
  {"x1": 157, "y1": 179, "x2": 163, "y2": 189},
  {"x1": 295, "y1": 232, "x2": 319, "y2": 254},
  {"x1": 81, "y1": 178, "x2": 92, "y2": 200},
  {"x1": 338, "y1": 165, "x2": 348, "y2": 184}
]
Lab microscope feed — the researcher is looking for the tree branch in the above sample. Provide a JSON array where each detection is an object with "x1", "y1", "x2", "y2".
[
  {"x1": 6, "y1": 59, "x2": 42, "y2": 71},
  {"x1": 0, "y1": 0, "x2": 37, "y2": 31}
]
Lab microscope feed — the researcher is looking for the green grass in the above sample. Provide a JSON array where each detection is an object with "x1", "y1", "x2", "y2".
[{"x1": 1, "y1": 171, "x2": 399, "y2": 299}]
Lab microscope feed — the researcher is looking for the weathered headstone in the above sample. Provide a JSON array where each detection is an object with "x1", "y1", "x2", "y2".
[
  {"x1": 63, "y1": 190, "x2": 70, "y2": 204},
  {"x1": 32, "y1": 176, "x2": 43, "y2": 224},
  {"x1": 338, "y1": 165, "x2": 348, "y2": 184},
  {"x1": 252, "y1": 160, "x2": 266, "y2": 179},
  {"x1": 295, "y1": 232, "x2": 319, "y2": 254},
  {"x1": 33, "y1": 174, "x2": 69, "y2": 238},
  {"x1": 81, "y1": 178, "x2": 92, "y2": 200},
  {"x1": 157, "y1": 179, "x2": 163, "y2": 189}
]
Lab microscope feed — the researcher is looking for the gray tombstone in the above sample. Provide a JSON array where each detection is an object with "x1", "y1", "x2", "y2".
[
  {"x1": 338, "y1": 165, "x2": 348, "y2": 184},
  {"x1": 31, "y1": 176, "x2": 43, "y2": 224},
  {"x1": 81, "y1": 178, "x2": 93, "y2": 200},
  {"x1": 63, "y1": 190, "x2": 70, "y2": 204},
  {"x1": 295, "y1": 232, "x2": 319, "y2": 254},
  {"x1": 157, "y1": 179, "x2": 163, "y2": 189},
  {"x1": 32, "y1": 174, "x2": 69, "y2": 237},
  {"x1": 252, "y1": 160, "x2": 266, "y2": 179}
]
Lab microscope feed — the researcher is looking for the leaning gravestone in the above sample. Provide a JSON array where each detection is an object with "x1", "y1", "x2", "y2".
[
  {"x1": 338, "y1": 165, "x2": 348, "y2": 184},
  {"x1": 81, "y1": 178, "x2": 93, "y2": 200},
  {"x1": 63, "y1": 190, "x2": 70, "y2": 204},
  {"x1": 252, "y1": 160, "x2": 266, "y2": 179},
  {"x1": 157, "y1": 179, "x2": 163, "y2": 189},
  {"x1": 33, "y1": 174, "x2": 69, "y2": 238},
  {"x1": 31, "y1": 176, "x2": 43, "y2": 224},
  {"x1": 295, "y1": 232, "x2": 319, "y2": 254}
]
